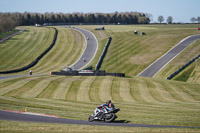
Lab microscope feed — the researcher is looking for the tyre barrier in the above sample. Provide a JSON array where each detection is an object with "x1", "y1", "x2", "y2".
[
  {"x1": 0, "y1": 27, "x2": 58, "y2": 74},
  {"x1": 51, "y1": 70, "x2": 125, "y2": 77},
  {"x1": 95, "y1": 36, "x2": 112, "y2": 70},
  {"x1": 167, "y1": 54, "x2": 200, "y2": 80}
]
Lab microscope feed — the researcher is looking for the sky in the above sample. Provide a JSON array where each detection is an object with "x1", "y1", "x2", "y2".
[{"x1": 0, "y1": 0, "x2": 200, "y2": 23}]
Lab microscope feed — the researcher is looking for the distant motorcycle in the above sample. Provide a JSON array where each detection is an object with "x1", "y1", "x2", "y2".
[{"x1": 88, "y1": 106, "x2": 120, "y2": 123}]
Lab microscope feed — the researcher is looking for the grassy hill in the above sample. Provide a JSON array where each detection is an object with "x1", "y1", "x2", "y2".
[
  {"x1": 78, "y1": 25, "x2": 200, "y2": 78},
  {"x1": 0, "y1": 25, "x2": 200, "y2": 132},
  {"x1": 0, "y1": 27, "x2": 55, "y2": 71},
  {"x1": 0, "y1": 26, "x2": 85, "y2": 74}
]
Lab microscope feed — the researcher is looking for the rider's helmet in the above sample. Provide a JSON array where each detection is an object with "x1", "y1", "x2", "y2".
[{"x1": 106, "y1": 100, "x2": 111, "y2": 105}]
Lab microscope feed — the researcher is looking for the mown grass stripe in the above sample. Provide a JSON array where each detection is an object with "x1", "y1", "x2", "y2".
[
  {"x1": 129, "y1": 79, "x2": 146, "y2": 102},
  {"x1": 4, "y1": 78, "x2": 43, "y2": 98},
  {"x1": 31, "y1": 29, "x2": 63, "y2": 72},
  {"x1": 52, "y1": 81, "x2": 72, "y2": 100},
  {"x1": 36, "y1": 78, "x2": 65, "y2": 98},
  {"x1": 181, "y1": 84, "x2": 200, "y2": 101},
  {"x1": 0, "y1": 77, "x2": 29, "y2": 89},
  {"x1": 89, "y1": 77, "x2": 103, "y2": 102},
  {"x1": 111, "y1": 77, "x2": 123, "y2": 102},
  {"x1": 33, "y1": 28, "x2": 71, "y2": 72},
  {"x1": 0, "y1": 27, "x2": 54, "y2": 72},
  {"x1": 119, "y1": 78, "x2": 136, "y2": 102},
  {"x1": 0, "y1": 29, "x2": 33, "y2": 70},
  {"x1": 21, "y1": 76, "x2": 61, "y2": 98},
  {"x1": 98, "y1": 76, "x2": 113, "y2": 102},
  {"x1": 151, "y1": 81, "x2": 178, "y2": 103},
  {"x1": 160, "y1": 82, "x2": 185, "y2": 102},
  {"x1": 144, "y1": 79, "x2": 166, "y2": 102},
  {"x1": 32, "y1": 28, "x2": 84, "y2": 73},
  {"x1": 76, "y1": 77, "x2": 95, "y2": 102},
  {"x1": 168, "y1": 83, "x2": 197, "y2": 102},
  {"x1": 137, "y1": 79, "x2": 159, "y2": 103},
  {"x1": 0, "y1": 78, "x2": 34, "y2": 96},
  {"x1": 66, "y1": 77, "x2": 82, "y2": 101},
  {"x1": 61, "y1": 30, "x2": 84, "y2": 65}
]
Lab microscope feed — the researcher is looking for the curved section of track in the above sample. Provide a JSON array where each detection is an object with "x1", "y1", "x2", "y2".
[
  {"x1": 138, "y1": 34, "x2": 200, "y2": 77},
  {"x1": 0, "y1": 29, "x2": 24, "y2": 43},
  {"x1": 69, "y1": 27, "x2": 98, "y2": 70},
  {"x1": 0, "y1": 110, "x2": 199, "y2": 129}
]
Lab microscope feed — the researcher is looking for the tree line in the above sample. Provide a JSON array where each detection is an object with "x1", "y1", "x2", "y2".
[
  {"x1": 157, "y1": 15, "x2": 200, "y2": 24},
  {"x1": 0, "y1": 13, "x2": 20, "y2": 34},
  {"x1": 0, "y1": 12, "x2": 150, "y2": 34},
  {"x1": 190, "y1": 17, "x2": 200, "y2": 23}
]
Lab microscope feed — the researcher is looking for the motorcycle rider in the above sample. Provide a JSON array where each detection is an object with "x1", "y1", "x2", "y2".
[{"x1": 94, "y1": 100, "x2": 115, "y2": 118}]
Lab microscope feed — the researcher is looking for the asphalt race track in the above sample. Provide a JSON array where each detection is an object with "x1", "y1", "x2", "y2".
[
  {"x1": 0, "y1": 29, "x2": 24, "y2": 43},
  {"x1": 69, "y1": 27, "x2": 98, "y2": 70},
  {"x1": 1, "y1": 110, "x2": 199, "y2": 129},
  {"x1": 138, "y1": 34, "x2": 200, "y2": 77}
]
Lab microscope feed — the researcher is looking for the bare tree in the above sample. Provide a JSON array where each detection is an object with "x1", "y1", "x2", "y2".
[
  {"x1": 158, "y1": 15, "x2": 164, "y2": 23},
  {"x1": 197, "y1": 17, "x2": 200, "y2": 23},
  {"x1": 167, "y1": 16, "x2": 173, "y2": 24},
  {"x1": 145, "y1": 13, "x2": 153, "y2": 23},
  {"x1": 190, "y1": 17, "x2": 197, "y2": 23}
]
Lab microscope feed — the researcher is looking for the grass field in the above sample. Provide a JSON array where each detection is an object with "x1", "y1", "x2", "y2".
[
  {"x1": 0, "y1": 27, "x2": 55, "y2": 71},
  {"x1": 0, "y1": 25, "x2": 200, "y2": 132},
  {"x1": 1, "y1": 120, "x2": 200, "y2": 133}
]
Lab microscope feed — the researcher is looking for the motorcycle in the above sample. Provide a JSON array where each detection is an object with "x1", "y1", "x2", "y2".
[{"x1": 88, "y1": 106, "x2": 120, "y2": 123}]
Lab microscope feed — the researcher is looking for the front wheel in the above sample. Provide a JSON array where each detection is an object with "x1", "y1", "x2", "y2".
[{"x1": 88, "y1": 115, "x2": 94, "y2": 122}]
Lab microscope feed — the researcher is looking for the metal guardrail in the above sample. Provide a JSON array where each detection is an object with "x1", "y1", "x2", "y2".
[{"x1": 167, "y1": 54, "x2": 200, "y2": 80}]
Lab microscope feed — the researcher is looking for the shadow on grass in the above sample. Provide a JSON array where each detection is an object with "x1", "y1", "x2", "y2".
[
  {"x1": 113, "y1": 120, "x2": 131, "y2": 123},
  {"x1": 92, "y1": 119, "x2": 130, "y2": 123},
  {"x1": 23, "y1": 29, "x2": 29, "y2": 32},
  {"x1": 8, "y1": 38, "x2": 19, "y2": 41}
]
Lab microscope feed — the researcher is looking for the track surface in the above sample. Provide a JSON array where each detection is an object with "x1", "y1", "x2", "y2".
[
  {"x1": 138, "y1": 34, "x2": 200, "y2": 77},
  {"x1": 0, "y1": 110, "x2": 199, "y2": 129},
  {"x1": 0, "y1": 29, "x2": 24, "y2": 43},
  {"x1": 69, "y1": 27, "x2": 98, "y2": 70}
]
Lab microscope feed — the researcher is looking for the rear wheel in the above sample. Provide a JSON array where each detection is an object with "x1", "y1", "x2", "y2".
[
  {"x1": 88, "y1": 115, "x2": 94, "y2": 122},
  {"x1": 104, "y1": 113, "x2": 116, "y2": 123}
]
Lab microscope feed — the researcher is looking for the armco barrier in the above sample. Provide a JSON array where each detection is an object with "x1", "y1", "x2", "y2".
[
  {"x1": 51, "y1": 70, "x2": 125, "y2": 77},
  {"x1": 95, "y1": 36, "x2": 112, "y2": 70},
  {"x1": 167, "y1": 54, "x2": 200, "y2": 80},
  {"x1": 0, "y1": 27, "x2": 58, "y2": 74}
]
